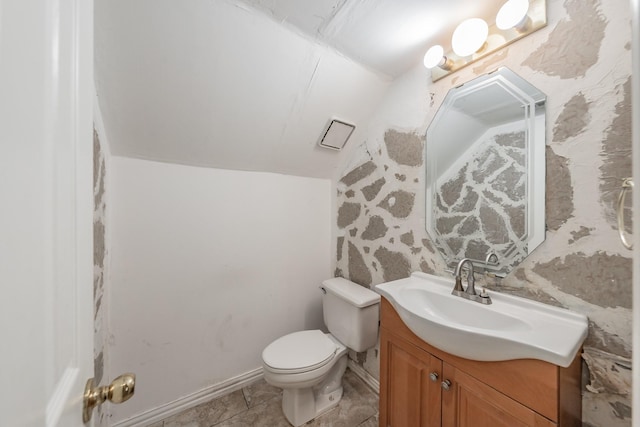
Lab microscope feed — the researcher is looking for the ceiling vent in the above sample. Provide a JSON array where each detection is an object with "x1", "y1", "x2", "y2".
[{"x1": 318, "y1": 119, "x2": 355, "y2": 151}]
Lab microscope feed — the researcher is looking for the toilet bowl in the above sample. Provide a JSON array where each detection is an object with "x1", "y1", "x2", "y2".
[
  {"x1": 262, "y1": 331, "x2": 348, "y2": 425},
  {"x1": 261, "y1": 278, "x2": 380, "y2": 426}
]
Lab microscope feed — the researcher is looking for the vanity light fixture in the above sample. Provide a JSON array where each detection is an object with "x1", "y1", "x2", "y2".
[
  {"x1": 423, "y1": 0, "x2": 546, "y2": 80},
  {"x1": 423, "y1": 45, "x2": 452, "y2": 70},
  {"x1": 451, "y1": 18, "x2": 489, "y2": 57},
  {"x1": 496, "y1": 0, "x2": 531, "y2": 31}
]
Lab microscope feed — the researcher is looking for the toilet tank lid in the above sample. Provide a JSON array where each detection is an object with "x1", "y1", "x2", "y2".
[{"x1": 321, "y1": 278, "x2": 381, "y2": 308}]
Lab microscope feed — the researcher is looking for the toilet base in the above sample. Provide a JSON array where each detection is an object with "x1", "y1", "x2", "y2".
[
  {"x1": 282, "y1": 387, "x2": 315, "y2": 426},
  {"x1": 281, "y1": 354, "x2": 347, "y2": 426},
  {"x1": 313, "y1": 386, "x2": 343, "y2": 418}
]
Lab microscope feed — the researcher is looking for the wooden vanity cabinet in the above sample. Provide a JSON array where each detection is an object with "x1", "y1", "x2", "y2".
[{"x1": 379, "y1": 298, "x2": 582, "y2": 427}]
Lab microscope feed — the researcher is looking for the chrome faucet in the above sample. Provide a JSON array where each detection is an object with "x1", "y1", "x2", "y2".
[
  {"x1": 454, "y1": 258, "x2": 476, "y2": 295},
  {"x1": 452, "y1": 258, "x2": 492, "y2": 305}
]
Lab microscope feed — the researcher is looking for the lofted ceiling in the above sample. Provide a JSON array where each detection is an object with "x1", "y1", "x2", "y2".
[
  {"x1": 95, "y1": 0, "x2": 507, "y2": 179},
  {"x1": 237, "y1": 0, "x2": 506, "y2": 77}
]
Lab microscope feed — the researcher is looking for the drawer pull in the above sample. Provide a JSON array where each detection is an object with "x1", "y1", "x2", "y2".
[{"x1": 441, "y1": 379, "x2": 452, "y2": 391}]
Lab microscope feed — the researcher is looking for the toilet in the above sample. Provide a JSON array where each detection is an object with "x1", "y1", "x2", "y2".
[{"x1": 261, "y1": 277, "x2": 381, "y2": 426}]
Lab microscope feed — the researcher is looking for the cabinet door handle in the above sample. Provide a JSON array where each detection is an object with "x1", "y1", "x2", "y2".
[
  {"x1": 429, "y1": 372, "x2": 439, "y2": 382},
  {"x1": 441, "y1": 379, "x2": 452, "y2": 391}
]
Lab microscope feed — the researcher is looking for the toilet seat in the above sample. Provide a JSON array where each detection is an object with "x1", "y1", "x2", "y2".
[{"x1": 262, "y1": 330, "x2": 337, "y2": 374}]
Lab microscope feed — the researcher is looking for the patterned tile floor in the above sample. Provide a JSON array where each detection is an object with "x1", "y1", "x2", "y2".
[{"x1": 148, "y1": 368, "x2": 379, "y2": 427}]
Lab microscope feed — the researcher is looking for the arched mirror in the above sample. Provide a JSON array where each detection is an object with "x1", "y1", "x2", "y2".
[{"x1": 425, "y1": 67, "x2": 546, "y2": 277}]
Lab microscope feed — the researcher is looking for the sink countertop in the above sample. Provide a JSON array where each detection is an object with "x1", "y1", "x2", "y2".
[{"x1": 375, "y1": 272, "x2": 588, "y2": 367}]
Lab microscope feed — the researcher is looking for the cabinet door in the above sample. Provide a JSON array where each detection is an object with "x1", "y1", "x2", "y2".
[
  {"x1": 380, "y1": 328, "x2": 443, "y2": 427},
  {"x1": 441, "y1": 364, "x2": 556, "y2": 427}
]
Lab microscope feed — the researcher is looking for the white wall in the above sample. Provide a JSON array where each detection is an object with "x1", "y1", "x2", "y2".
[{"x1": 109, "y1": 156, "x2": 332, "y2": 423}]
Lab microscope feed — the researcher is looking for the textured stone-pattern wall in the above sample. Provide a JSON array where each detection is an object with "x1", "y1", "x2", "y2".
[
  {"x1": 94, "y1": 128, "x2": 109, "y2": 427},
  {"x1": 433, "y1": 128, "x2": 527, "y2": 267},
  {"x1": 335, "y1": 0, "x2": 632, "y2": 425}
]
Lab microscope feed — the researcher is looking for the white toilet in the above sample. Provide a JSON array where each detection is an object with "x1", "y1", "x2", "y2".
[{"x1": 261, "y1": 277, "x2": 380, "y2": 426}]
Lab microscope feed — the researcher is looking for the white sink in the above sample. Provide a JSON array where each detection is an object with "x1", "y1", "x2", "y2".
[{"x1": 375, "y1": 272, "x2": 588, "y2": 367}]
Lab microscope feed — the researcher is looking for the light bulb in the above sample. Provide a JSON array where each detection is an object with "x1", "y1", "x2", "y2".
[
  {"x1": 423, "y1": 45, "x2": 445, "y2": 69},
  {"x1": 496, "y1": 0, "x2": 530, "y2": 30},
  {"x1": 485, "y1": 33, "x2": 507, "y2": 51},
  {"x1": 451, "y1": 18, "x2": 489, "y2": 57}
]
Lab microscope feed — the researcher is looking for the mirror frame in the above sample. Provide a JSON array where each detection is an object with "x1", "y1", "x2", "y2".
[{"x1": 425, "y1": 67, "x2": 546, "y2": 276}]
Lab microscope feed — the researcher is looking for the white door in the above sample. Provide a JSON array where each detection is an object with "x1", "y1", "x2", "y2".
[{"x1": 0, "y1": 1, "x2": 94, "y2": 427}]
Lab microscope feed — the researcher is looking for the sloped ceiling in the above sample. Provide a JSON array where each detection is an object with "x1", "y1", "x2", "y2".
[
  {"x1": 94, "y1": 0, "x2": 505, "y2": 178},
  {"x1": 238, "y1": 0, "x2": 505, "y2": 77}
]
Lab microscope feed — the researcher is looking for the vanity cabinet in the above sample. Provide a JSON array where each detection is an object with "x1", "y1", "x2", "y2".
[{"x1": 379, "y1": 298, "x2": 582, "y2": 427}]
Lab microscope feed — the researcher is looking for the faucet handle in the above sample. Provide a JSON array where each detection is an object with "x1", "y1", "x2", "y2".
[{"x1": 478, "y1": 287, "x2": 493, "y2": 305}]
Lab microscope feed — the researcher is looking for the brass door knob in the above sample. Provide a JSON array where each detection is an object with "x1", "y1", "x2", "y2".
[{"x1": 83, "y1": 373, "x2": 136, "y2": 422}]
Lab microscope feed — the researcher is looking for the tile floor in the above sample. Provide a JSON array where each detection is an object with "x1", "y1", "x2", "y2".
[{"x1": 148, "y1": 368, "x2": 379, "y2": 427}]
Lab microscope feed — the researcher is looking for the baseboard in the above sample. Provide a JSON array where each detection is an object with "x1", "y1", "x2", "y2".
[
  {"x1": 347, "y1": 360, "x2": 380, "y2": 394},
  {"x1": 111, "y1": 368, "x2": 263, "y2": 427}
]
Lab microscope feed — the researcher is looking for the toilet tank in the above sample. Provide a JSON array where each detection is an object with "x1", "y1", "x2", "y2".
[{"x1": 321, "y1": 278, "x2": 381, "y2": 352}]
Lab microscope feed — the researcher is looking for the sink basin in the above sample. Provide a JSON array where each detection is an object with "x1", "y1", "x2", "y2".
[{"x1": 375, "y1": 272, "x2": 588, "y2": 367}]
